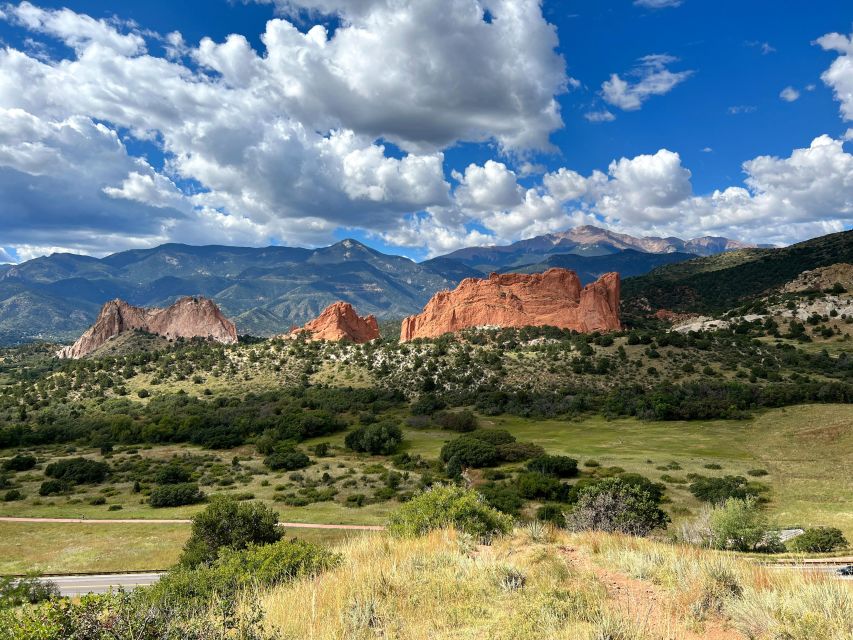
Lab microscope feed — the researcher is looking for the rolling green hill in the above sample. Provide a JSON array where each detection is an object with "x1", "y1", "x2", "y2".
[{"x1": 623, "y1": 230, "x2": 853, "y2": 313}]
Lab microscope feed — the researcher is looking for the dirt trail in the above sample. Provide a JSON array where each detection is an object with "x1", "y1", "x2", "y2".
[{"x1": 562, "y1": 546, "x2": 744, "y2": 640}]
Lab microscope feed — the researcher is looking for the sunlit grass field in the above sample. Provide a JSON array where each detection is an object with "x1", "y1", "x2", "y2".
[{"x1": 0, "y1": 403, "x2": 850, "y2": 574}]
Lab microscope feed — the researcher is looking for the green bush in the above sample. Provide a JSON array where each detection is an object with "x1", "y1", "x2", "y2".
[
  {"x1": 689, "y1": 475, "x2": 758, "y2": 504},
  {"x1": 789, "y1": 527, "x2": 848, "y2": 553},
  {"x1": 526, "y1": 455, "x2": 578, "y2": 478},
  {"x1": 38, "y1": 480, "x2": 70, "y2": 496},
  {"x1": 344, "y1": 422, "x2": 403, "y2": 455},
  {"x1": 180, "y1": 496, "x2": 283, "y2": 567},
  {"x1": 154, "y1": 464, "x2": 192, "y2": 484},
  {"x1": 536, "y1": 504, "x2": 567, "y2": 528},
  {"x1": 618, "y1": 473, "x2": 666, "y2": 503},
  {"x1": 45, "y1": 457, "x2": 109, "y2": 484},
  {"x1": 0, "y1": 575, "x2": 59, "y2": 609},
  {"x1": 568, "y1": 477, "x2": 669, "y2": 536},
  {"x1": 515, "y1": 472, "x2": 567, "y2": 501},
  {"x1": 387, "y1": 485, "x2": 513, "y2": 539},
  {"x1": 468, "y1": 429, "x2": 516, "y2": 446},
  {"x1": 2, "y1": 454, "x2": 36, "y2": 472},
  {"x1": 150, "y1": 539, "x2": 340, "y2": 605},
  {"x1": 433, "y1": 410, "x2": 477, "y2": 432},
  {"x1": 709, "y1": 497, "x2": 777, "y2": 552},
  {"x1": 264, "y1": 447, "x2": 311, "y2": 471},
  {"x1": 3, "y1": 490, "x2": 22, "y2": 502},
  {"x1": 149, "y1": 483, "x2": 204, "y2": 508},
  {"x1": 439, "y1": 436, "x2": 498, "y2": 468},
  {"x1": 478, "y1": 482, "x2": 524, "y2": 516},
  {"x1": 496, "y1": 441, "x2": 544, "y2": 462}
]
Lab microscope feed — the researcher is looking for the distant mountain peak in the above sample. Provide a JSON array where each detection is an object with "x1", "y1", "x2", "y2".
[{"x1": 442, "y1": 225, "x2": 758, "y2": 267}]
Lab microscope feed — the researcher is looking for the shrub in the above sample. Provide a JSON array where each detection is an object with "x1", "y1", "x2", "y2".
[
  {"x1": 515, "y1": 472, "x2": 567, "y2": 501},
  {"x1": 433, "y1": 410, "x2": 477, "y2": 432},
  {"x1": 3, "y1": 489, "x2": 22, "y2": 502},
  {"x1": 344, "y1": 422, "x2": 403, "y2": 455},
  {"x1": 709, "y1": 497, "x2": 777, "y2": 552},
  {"x1": 387, "y1": 485, "x2": 513, "y2": 539},
  {"x1": 154, "y1": 464, "x2": 191, "y2": 484},
  {"x1": 746, "y1": 468, "x2": 769, "y2": 477},
  {"x1": 496, "y1": 441, "x2": 545, "y2": 462},
  {"x1": 264, "y1": 448, "x2": 311, "y2": 471},
  {"x1": 38, "y1": 480, "x2": 70, "y2": 496},
  {"x1": 0, "y1": 575, "x2": 59, "y2": 608},
  {"x1": 45, "y1": 457, "x2": 109, "y2": 484},
  {"x1": 180, "y1": 496, "x2": 283, "y2": 567},
  {"x1": 477, "y1": 482, "x2": 524, "y2": 516},
  {"x1": 526, "y1": 455, "x2": 579, "y2": 478},
  {"x1": 568, "y1": 478, "x2": 669, "y2": 536},
  {"x1": 2, "y1": 454, "x2": 36, "y2": 472},
  {"x1": 468, "y1": 429, "x2": 516, "y2": 446},
  {"x1": 439, "y1": 436, "x2": 498, "y2": 468},
  {"x1": 410, "y1": 394, "x2": 446, "y2": 415},
  {"x1": 689, "y1": 475, "x2": 758, "y2": 504},
  {"x1": 149, "y1": 483, "x2": 204, "y2": 508},
  {"x1": 789, "y1": 527, "x2": 848, "y2": 553},
  {"x1": 536, "y1": 504, "x2": 567, "y2": 528},
  {"x1": 618, "y1": 473, "x2": 666, "y2": 503},
  {"x1": 151, "y1": 539, "x2": 340, "y2": 605}
]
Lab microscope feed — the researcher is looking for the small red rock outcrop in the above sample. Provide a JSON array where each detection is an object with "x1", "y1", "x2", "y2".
[
  {"x1": 289, "y1": 302, "x2": 380, "y2": 343},
  {"x1": 400, "y1": 269, "x2": 620, "y2": 341},
  {"x1": 57, "y1": 297, "x2": 238, "y2": 359}
]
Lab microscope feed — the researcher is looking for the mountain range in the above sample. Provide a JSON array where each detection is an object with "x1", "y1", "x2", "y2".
[{"x1": 0, "y1": 226, "x2": 762, "y2": 344}]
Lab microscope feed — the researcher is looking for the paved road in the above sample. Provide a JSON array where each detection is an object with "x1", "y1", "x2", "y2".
[
  {"x1": 0, "y1": 516, "x2": 384, "y2": 531},
  {"x1": 766, "y1": 563, "x2": 853, "y2": 581},
  {"x1": 38, "y1": 573, "x2": 164, "y2": 597}
]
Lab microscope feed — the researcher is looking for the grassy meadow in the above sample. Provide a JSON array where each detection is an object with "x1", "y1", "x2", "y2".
[{"x1": 1, "y1": 403, "x2": 850, "y2": 574}]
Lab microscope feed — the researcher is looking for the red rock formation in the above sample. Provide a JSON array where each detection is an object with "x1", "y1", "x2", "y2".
[
  {"x1": 289, "y1": 302, "x2": 380, "y2": 343},
  {"x1": 400, "y1": 269, "x2": 620, "y2": 341},
  {"x1": 57, "y1": 297, "x2": 238, "y2": 359}
]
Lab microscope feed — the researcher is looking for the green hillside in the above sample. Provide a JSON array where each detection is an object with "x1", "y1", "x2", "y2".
[{"x1": 623, "y1": 230, "x2": 853, "y2": 313}]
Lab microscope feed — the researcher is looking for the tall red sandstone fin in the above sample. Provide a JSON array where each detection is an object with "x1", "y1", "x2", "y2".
[
  {"x1": 288, "y1": 302, "x2": 380, "y2": 343},
  {"x1": 400, "y1": 268, "x2": 620, "y2": 341},
  {"x1": 57, "y1": 296, "x2": 238, "y2": 359}
]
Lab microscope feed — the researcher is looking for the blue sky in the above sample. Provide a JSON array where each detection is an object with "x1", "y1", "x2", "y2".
[{"x1": 0, "y1": 0, "x2": 852, "y2": 263}]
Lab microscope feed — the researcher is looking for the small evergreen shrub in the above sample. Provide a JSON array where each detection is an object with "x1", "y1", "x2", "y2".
[
  {"x1": 345, "y1": 422, "x2": 403, "y2": 455},
  {"x1": 789, "y1": 527, "x2": 848, "y2": 553},
  {"x1": 526, "y1": 455, "x2": 579, "y2": 478},
  {"x1": 150, "y1": 539, "x2": 340, "y2": 605},
  {"x1": 45, "y1": 458, "x2": 109, "y2": 484},
  {"x1": 387, "y1": 485, "x2": 513, "y2": 539},
  {"x1": 38, "y1": 480, "x2": 70, "y2": 496},
  {"x1": 264, "y1": 448, "x2": 311, "y2": 471},
  {"x1": 439, "y1": 436, "x2": 498, "y2": 468},
  {"x1": 180, "y1": 496, "x2": 282, "y2": 567},
  {"x1": 2, "y1": 454, "x2": 36, "y2": 472},
  {"x1": 149, "y1": 483, "x2": 204, "y2": 508}
]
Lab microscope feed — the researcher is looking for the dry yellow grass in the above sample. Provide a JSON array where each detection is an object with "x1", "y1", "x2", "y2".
[{"x1": 252, "y1": 529, "x2": 852, "y2": 640}]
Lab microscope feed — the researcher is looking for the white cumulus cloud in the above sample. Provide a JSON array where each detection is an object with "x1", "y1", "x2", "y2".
[
  {"x1": 0, "y1": 1, "x2": 568, "y2": 257},
  {"x1": 602, "y1": 54, "x2": 693, "y2": 111},
  {"x1": 817, "y1": 29, "x2": 853, "y2": 121},
  {"x1": 780, "y1": 86, "x2": 800, "y2": 102}
]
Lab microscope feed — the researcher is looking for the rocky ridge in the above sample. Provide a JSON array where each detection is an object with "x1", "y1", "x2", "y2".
[
  {"x1": 781, "y1": 263, "x2": 853, "y2": 293},
  {"x1": 57, "y1": 297, "x2": 238, "y2": 359},
  {"x1": 289, "y1": 302, "x2": 380, "y2": 343},
  {"x1": 400, "y1": 268, "x2": 621, "y2": 341}
]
